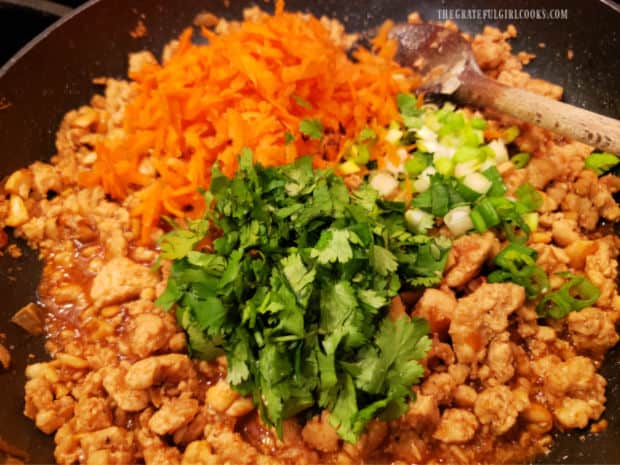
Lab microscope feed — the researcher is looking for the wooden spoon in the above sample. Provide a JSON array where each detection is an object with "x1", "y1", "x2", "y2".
[{"x1": 389, "y1": 23, "x2": 620, "y2": 155}]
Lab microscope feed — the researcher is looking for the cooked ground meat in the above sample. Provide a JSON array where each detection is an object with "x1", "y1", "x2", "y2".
[{"x1": 1, "y1": 9, "x2": 618, "y2": 465}]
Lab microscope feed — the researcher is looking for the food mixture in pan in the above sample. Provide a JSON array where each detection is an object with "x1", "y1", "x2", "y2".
[{"x1": 2, "y1": 3, "x2": 620, "y2": 464}]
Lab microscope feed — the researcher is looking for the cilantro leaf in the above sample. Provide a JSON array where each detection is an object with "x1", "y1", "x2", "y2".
[
  {"x1": 370, "y1": 245, "x2": 398, "y2": 276},
  {"x1": 158, "y1": 219, "x2": 209, "y2": 260},
  {"x1": 311, "y1": 229, "x2": 353, "y2": 264}
]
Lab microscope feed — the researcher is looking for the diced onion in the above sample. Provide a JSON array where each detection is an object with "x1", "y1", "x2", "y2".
[
  {"x1": 463, "y1": 172, "x2": 492, "y2": 194},
  {"x1": 479, "y1": 159, "x2": 495, "y2": 171},
  {"x1": 444, "y1": 206, "x2": 474, "y2": 236},
  {"x1": 405, "y1": 208, "x2": 434, "y2": 234},
  {"x1": 370, "y1": 172, "x2": 399, "y2": 196},
  {"x1": 488, "y1": 139, "x2": 508, "y2": 163},
  {"x1": 416, "y1": 126, "x2": 437, "y2": 141},
  {"x1": 413, "y1": 166, "x2": 436, "y2": 192},
  {"x1": 385, "y1": 128, "x2": 403, "y2": 144},
  {"x1": 454, "y1": 160, "x2": 479, "y2": 178}
]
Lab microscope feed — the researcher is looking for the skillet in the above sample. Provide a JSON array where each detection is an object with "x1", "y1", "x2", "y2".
[{"x1": 0, "y1": 0, "x2": 618, "y2": 463}]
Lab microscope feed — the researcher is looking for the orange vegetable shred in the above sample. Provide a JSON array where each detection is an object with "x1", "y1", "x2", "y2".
[{"x1": 80, "y1": 0, "x2": 419, "y2": 243}]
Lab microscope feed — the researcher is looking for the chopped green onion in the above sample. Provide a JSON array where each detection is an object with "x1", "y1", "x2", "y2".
[
  {"x1": 490, "y1": 243, "x2": 548, "y2": 298},
  {"x1": 515, "y1": 183, "x2": 542, "y2": 213},
  {"x1": 463, "y1": 172, "x2": 492, "y2": 194},
  {"x1": 438, "y1": 112, "x2": 465, "y2": 137},
  {"x1": 536, "y1": 293, "x2": 571, "y2": 319},
  {"x1": 511, "y1": 152, "x2": 531, "y2": 169},
  {"x1": 434, "y1": 157, "x2": 454, "y2": 176},
  {"x1": 413, "y1": 167, "x2": 436, "y2": 193},
  {"x1": 405, "y1": 152, "x2": 432, "y2": 176},
  {"x1": 537, "y1": 274, "x2": 600, "y2": 319},
  {"x1": 488, "y1": 196, "x2": 515, "y2": 218},
  {"x1": 455, "y1": 181, "x2": 483, "y2": 203},
  {"x1": 473, "y1": 198, "x2": 500, "y2": 228},
  {"x1": 470, "y1": 116, "x2": 487, "y2": 130},
  {"x1": 560, "y1": 275, "x2": 601, "y2": 310},
  {"x1": 488, "y1": 139, "x2": 509, "y2": 163},
  {"x1": 405, "y1": 208, "x2": 435, "y2": 234},
  {"x1": 454, "y1": 160, "x2": 479, "y2": 178},
  {"x1": 480, "y1": 145, "x2": 495, "y2": 160},
  {"x1": 453, "y1": 146, "x2": 482, "y2": 163},
  {"x1": 494, "y1": 243, "x2": 537, "y2": 271},
  {"x1": 585, "y1": 151, "x2": 620, "y2": 176},
  {"x1": 502, "y1": 126, "x2": 520, "y2": 143},
  {"x1": 503, "y1": 219, "x2": 530, "y2": 244},
  {"x1": 469, "y1": 209, "x2": 487, "y2": 232},
  {"x1": 482, "y1": 166, "x2": 507, "y2": 197},
  {"x1": 462, "y1": 127, "x2": 484, "y2": 146},
  {"x1": 515, "y1": 264, "x2": 549, "y2": 298},
  {"x1": 444, "y1": 205, "x2": 473, "y2": 236},
  {"x1": 487, "y1": 269, "x2": 511, "y2": 283}
]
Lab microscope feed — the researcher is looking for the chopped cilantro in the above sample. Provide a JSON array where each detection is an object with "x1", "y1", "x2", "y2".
[
  {"x1": 158, "y1": 149, "x2": 449, "y2": 442},
  {"x1": 284, "y1": 132, "x2": 295, "y2": 144}
]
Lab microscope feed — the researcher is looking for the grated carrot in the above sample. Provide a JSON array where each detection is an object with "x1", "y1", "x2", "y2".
[{"x1": 81, "y1": 1, "x2": 419, "y2": 243}]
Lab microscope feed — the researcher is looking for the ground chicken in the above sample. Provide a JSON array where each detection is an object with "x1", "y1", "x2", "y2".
[
  {"x1": 126, "y1": 312, "x2": 173, "y2": 358},
  {"x1": 432, "y1": 409, "x2": 478, "y2": 443},
  {"x1": 74, "y1": 397, "x2": 113, "y2": 433},
  {"x1": 526, "y1": 158, "x2": 559, "y2": 190},
  {"x1": 449, "y1": 283, "x2": 525, "y2": 365},
  {"x1": 90, "y1": 257, "x2": 159, "y2": 308},
  {"x1": 102, "y1": 367, "x2": 150, "y2": 412},
  {"x1": 568, "y1": 307, "x2": 619, "y2": 354},
  {"x1": 585, "y1": 237, "x2": 619, "y2": 308},
  {"x1": 125, "y1": 354, "x2": 193, "y2": 390},
  {"x1": 474, "y1": 385, "x2": 520, "y2": 435},
  {"x1": 484, "y1": 336, "x2": 515, "y2": 384},
  {"x1": 148, "y1": 397, "x2": 200, "y2": 436},
  {"x1": 421, "y1": 373, "x2": 456, "y2": 405},
  {"x1": 412, "y1": 288, "x2": 457, "y2": 335},
  {"x1": 404, "y1": 395, "x2": 440, "y2": 432},
  {"x1": 443, "y1": 232, "x2": 496, "y2": 287},
  {"x1": 301, "y1": 411, "x2": 340, "y2": 453}
]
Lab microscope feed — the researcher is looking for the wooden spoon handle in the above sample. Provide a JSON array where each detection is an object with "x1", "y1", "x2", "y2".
[{"x1": 455, "y1": 69, "x2": 620, "y2": 154}]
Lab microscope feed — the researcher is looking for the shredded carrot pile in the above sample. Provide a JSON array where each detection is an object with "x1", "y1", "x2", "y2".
[{"x1": 81, "y1": 0, "x2": 419, "y2": 243}]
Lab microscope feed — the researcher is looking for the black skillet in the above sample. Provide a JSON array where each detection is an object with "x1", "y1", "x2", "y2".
[{"x1": 0, "y1": 0, "x2": 618, "y2": 463}]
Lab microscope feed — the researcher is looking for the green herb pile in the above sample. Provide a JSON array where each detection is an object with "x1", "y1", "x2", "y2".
[{"x1": 156, "y1": 150, "x2": 451, "y2": 441}]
